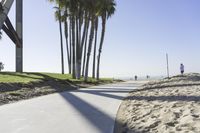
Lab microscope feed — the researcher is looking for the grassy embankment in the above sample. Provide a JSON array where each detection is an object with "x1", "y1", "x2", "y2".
[
  {"x1": 0, "y1": 72, "x2": 113, "y2": 84},
  {"x1": 0, "y1": 72, "x2": 116, "y2": 105}
]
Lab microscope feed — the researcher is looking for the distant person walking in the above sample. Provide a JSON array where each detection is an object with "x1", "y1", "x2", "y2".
[
  {"x1": 0, "y1": 62, "x2": 4, "y2": 72},
  {"x1": 134, "y1": 75, "x2": 138, "y2": 81},
  {"x1": 180, "y1": 63, "x2": 184, "y2": 74}
]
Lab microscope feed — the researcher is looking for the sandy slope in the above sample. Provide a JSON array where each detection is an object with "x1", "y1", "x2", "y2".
[{"x1": 115, "y1": 73, "x2": 200, "y2": 133}]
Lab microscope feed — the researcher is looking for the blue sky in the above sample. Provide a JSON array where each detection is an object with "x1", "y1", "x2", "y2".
[{"x1": 0, "y1": 0, "x2": 200, "y2": 78}]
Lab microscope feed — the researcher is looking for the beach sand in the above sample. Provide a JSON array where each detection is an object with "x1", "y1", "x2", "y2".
[{"x1": 115, "y1": 73, "x2": 200, "y2": 133}]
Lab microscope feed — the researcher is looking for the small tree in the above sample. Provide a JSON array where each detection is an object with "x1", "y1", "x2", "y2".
[{"x1": 0, "y1": 62, "x2": 4, "y2": 71}]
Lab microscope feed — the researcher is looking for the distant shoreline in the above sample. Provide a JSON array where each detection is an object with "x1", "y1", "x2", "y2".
[{"x1": 116, "y1": 76, "x2": 164, "y2": 81}]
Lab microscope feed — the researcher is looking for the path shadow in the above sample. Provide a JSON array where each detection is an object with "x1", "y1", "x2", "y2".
[
  {"x1": 57, "y1": 83, "x2": 142, "y2": 133},
  {"x1": 60, "y1": 92, "x2": 140, "y2": 133},
  {"x1": 77, "y1": 89, "x2": 134, "y2": 93},
  {"x1": 92, "y1": 87, "x2": 139, "y2": 91},
  {"x1": 76, "y1": 89, "x2": 134, "y2": 100},
  {"x1": 101, "y1": 84, "x2": 142, "y2": 88},
  {"x1": 0, "y1": 72, "x2": 143, "y2": 132},
  {"x1": 61, "y1": 92, "x2": 115, "y2": 132}
]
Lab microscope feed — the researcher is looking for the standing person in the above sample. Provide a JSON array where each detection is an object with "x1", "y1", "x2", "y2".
[{"x1": 180, "y1": 63, "x2": 184, "y2": 74}]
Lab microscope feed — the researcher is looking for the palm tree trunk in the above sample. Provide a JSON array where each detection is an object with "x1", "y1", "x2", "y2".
[
  {"x1": 81, "y1": 13, "x2": 88, "y2": 53},
  {"x1": 64, "y1": 18, "x2": 71, "y2": 74},
  {"x1": 75, "y1": 16, "x2": 79, "y2": 79},
  {"x1": 81, "y1": 13, "x2": 89, "y2": 76},
  {"x1": 96, "y1": 16, "x2": 106, "y2": 80},
  {"x1": 77, "y1": 14, "x2": 83, "y2": 79},
  {"x1": 72, "y1": 16, "x2": 76, "y2": 79},
  {"x1": 58, "y1": 5, "x2": 64, "y2": 74},
  {"x1": 84, "y1": 16, "x2": 95, "y2": 81},
  {"x1": 81, "y1": 15, "x2": 89, "y2": 77},
  {"x1": 92, "y1": 17, "x2": 98, "y2": 78},
  {"x1": 69, "y1": 17, "x2": 72, "y2": 75}
]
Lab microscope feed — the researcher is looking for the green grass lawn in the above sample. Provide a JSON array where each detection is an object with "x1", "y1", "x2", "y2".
[
  {"x1": 0, "y1": 72, "x2": 113, "y2": 84},
  {"x1": 0, "y1": 72, "x2": 43, "y2": 83},
  {"x1": 0, "y1": 72, "x2": 117, "y2": 106},
  {"x1": 0, "y1": 72, "x2": 119, "y2": 106}
]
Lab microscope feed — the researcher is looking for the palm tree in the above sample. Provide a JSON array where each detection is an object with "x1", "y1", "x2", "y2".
[
  {"x1": 61, "y1": 0, "x2": 71, "y2": 74},
  {"x1": 92, "y1": 17, "x2": 98, "y2": 78},
  {"x1": 49, "y1": 0, "x2": 65, "y2": 74},
  {"x1": 49, "y1": 0, "x2": 116, "y2": 80},
  {"x1": 84, "y1": 15, "x2": 95, "y2": 81},
  {"x1": 76, "y1": 1, "x2": 84, "y2": 79},
  {"x1": 58, "y1": 4, "x2": 65, "y2": 74},
  {"x1": 84, "y1": 0, "x2": 97, "y2": 81},
  {"x1": 64, "y1": 11, "x2": 71, "y2": 74},
  {"x1": 81, "y1": 5, "x2": 90, "y2": 77},
  {"x1": 96, "y1": 0, "x2": 116, "y2": 80},
  {"x1": 81, "y1": 15, "x2": 89, "y2": 77},
  {"x1": 62, "y1": 0, "x2": 80, "y2": 79},
  {"x1": 70, "y1": 4, "x2": 77, "y2": 79}
]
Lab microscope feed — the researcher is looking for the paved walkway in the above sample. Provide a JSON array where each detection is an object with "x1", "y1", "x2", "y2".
[{"x1": 0, "y1": 81, "x2": 145, "y2": 133}]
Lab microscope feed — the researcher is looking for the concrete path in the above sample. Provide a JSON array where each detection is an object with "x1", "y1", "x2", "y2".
[{"x1": 0, "y1": 81, "x2": 146, "y2": 133}]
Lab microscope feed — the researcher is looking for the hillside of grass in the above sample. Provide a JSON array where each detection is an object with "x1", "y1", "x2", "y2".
[
  {"x1": 0, "y1": 72, "x2": 114, "y2": 85},
  {"x1": 0, "y1": 72, "x2": 118, "y2": 106}
]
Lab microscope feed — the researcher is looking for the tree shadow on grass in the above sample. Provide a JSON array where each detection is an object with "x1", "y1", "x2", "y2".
[
  {"x1": 0, "y1": 72, "x2": 43, "y2": 80},
  {"x1": 0, "y1": 72, "x2": 76, "y2": 92},
  {"x1": 0, "y1": 73, "x2": 78, "y2": 105}
]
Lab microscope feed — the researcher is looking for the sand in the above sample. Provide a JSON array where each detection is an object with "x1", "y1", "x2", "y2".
[{"x1": 115, "y1": 73, "x2": 200, "y2": 133}]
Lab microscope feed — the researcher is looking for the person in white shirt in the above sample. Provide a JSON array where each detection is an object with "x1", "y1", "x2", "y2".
[{"x1": 180, "y1": 63, "x2": 184, "y2": 74}]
